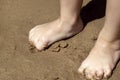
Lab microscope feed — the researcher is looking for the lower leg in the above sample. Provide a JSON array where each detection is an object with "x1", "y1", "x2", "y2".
[
  {"x1": 79, "y1": 0, "x2": 120, "y2": 80},
  {"x1": 29, "y1": 0, "x2": 83, "y2": 50},
  {"x1": 99, "y1": 0, "x2": 120, "y2": 42},
  {"x1": 60, "y1": 0, "x2": 83, "y2": 22}
]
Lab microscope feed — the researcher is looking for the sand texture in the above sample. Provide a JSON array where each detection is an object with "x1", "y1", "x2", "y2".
[{"x1": 0, "y1": 0, "x2": 120, "y2": 80}]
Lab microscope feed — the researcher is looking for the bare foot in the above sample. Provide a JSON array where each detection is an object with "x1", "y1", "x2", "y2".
[
  {"x1": 29, "y1": 18, "x2": 83, "y2": 51},
  {"x1": 78, "y1": 38, "x2": 120, "y2": 80}
]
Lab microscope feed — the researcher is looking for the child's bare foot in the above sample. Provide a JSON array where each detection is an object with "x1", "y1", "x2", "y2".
[
  {"x1": 29, "y1": 18, "x2": 83, "y2": 51},
  {"x1": 78, "y1": 38, "x2": 120, "y2": 80}
]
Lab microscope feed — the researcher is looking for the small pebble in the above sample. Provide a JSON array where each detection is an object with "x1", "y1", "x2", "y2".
[
  {"x1": 52, "y1": 43, "x2": 60, "y2": 49},
  {"x1": 28, "y1": 42, "x2": 36, "y2": 50},
  {"x1": 28, "y1": 43, "x2": 40, "y2": 53},
  {"x1": 91, "y1": 36, "x2": 97, "y2": 41},
  {"x1": 51, "y1": 47, "x2": 60, "y2": 52},
  {"x1": 50, "y1": 42, "x2": 61, "y2": 52},
  {"x1": 59, "y1": 41, "x2": 68, "y2": 48}
]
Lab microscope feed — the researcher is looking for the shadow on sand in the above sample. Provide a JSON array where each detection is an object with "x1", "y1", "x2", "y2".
[{"x1": 80, "y1": 0, "x2": 106, "y2": 27}]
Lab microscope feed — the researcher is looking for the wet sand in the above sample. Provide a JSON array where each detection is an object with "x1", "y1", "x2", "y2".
[{"x1": 0, "y1": 0, "x2": 120, "y2": 80}]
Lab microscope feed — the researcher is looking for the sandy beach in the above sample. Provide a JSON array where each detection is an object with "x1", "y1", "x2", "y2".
[{"x1": 0, "y1": 0, "x2": 120, "y2": 80}]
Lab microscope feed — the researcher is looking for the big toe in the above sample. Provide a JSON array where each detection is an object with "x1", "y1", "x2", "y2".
[
  {"x1": 29, "y1": 34, "x2": 49, "y2": 51},
  {"x1": 78, "y1": 63, "x2": 88, "y2": 76},
  {"x1": 104, "y1": 66, "x2": 112, "y2": 79},
  {"x1": 35, "y1": 40, "x2": 49, "y2": 51}
]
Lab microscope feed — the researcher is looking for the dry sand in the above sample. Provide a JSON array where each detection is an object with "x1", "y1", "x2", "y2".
[{"x1": 0, "y1": 0, "x2": 120, "y2": 80}]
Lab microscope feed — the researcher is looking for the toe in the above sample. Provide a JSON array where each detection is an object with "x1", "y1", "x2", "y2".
[
  {"x1": 35, "y1": 41, "x2": 48, "y2": 51},
  {"x1": 78, "y1": 64, "x2": 87, "y2": 76},
  {"x1": 30, "y1": 35, "x2": 39, "y2": 46},
  {"x1": 29, "y1": 30, "x2": 37, "y2": 43},
  {"x1": 85, "y1": 69, "x2": 93, "y2": 79},
  {"x1": 29, "y1": 28, "x2": 35, "y2": 38},
  {"x1": 104, "y1": 66, "x2": 112, "y2": 79},
  {"x1": 29, "y1": 31, "x2": 34, "y2": 41},
  {"x1": 35, "y1": 42, "x2": 45, "y2": 51},
  {"x1": 29, "y1": 31, "x2": 41, "y2": 46},
  {"x1": 95, "y1": 70, "x2": 104, "y2": 80},
  {"x1": 85, "y1": 69, "x2": 95, "y2": 80},
  {"x1": 29, "y1": 26, "x2": 39, "y2": 33},
  {"x1": 29, "y1": 26, "x2": 41, "y2": 40}
]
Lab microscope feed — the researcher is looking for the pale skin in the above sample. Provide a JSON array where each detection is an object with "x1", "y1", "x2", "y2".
[
  {"x1": 29, "y1": 0, "x2": 83, "y2": 50},
  {"x1": 29, "y1": 0, "x2": 120, "y2": 80}
]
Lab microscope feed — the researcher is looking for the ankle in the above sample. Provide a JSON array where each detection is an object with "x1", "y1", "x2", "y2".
[
  {"x1": 98, "y1": 24, "x2": 120, "y2": 43},
  {"x1": 96, "y1": 36, "x2": 120, "y2": 50},
  {"x1": 59, "y1": 16, "x2": 81, "y2": 25}
]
